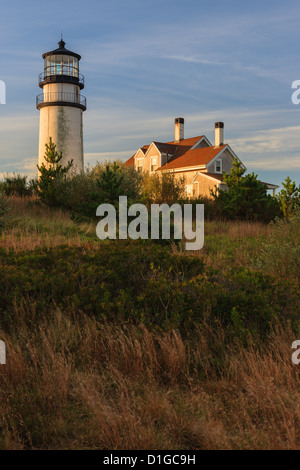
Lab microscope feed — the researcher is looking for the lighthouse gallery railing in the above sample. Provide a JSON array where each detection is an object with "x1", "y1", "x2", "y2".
[
  {"x1": 36, "y1": 92, "x2": 87, "y2": 107},
  {"x1": 39, "y1": 67, "x2": 85, "y2": 86}
]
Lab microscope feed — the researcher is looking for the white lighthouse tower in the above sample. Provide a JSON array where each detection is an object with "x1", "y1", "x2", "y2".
[{"x1": 36, "y1": 38, "x2": 86, "y2": 172}]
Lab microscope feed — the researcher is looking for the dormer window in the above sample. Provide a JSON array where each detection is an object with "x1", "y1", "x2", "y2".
[
  {"x1": 137, "y1": 159, "x2": 143, "y2": 172},
  {"x1": 215, "y1": 159, "x2": 222, "y2": 173}
]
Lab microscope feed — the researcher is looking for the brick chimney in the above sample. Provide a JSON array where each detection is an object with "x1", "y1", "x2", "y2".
[
  {"x1": 175, "y1": 117, "x2": 184, "y2": 142},
  {"x1": 215, "y1": 122, "x2": 224, "y2": 147}
]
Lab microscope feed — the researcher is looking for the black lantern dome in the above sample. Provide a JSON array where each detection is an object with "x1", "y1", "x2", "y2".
[{"x1": 38, "y1": 39, "x2": 84, "y2": 90}]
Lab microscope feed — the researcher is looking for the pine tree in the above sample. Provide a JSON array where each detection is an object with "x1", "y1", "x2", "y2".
[
  {"x1": 212, "y1": 158, "x2": 280, "y2": 221},
  {"x1": 96, "y1": 163, "x2": 124, "y2": 204},
  {"x1": 278, "y1": 177, "x2": 300, "y2": 218},
  {"x1": 37, "y1": 138, "x2": 73, "y2": 206}
]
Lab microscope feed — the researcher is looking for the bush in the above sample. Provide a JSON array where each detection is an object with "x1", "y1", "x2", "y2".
[
  {"x1": 278, "y1": 176, "x2": 300, "y2": 218},
  {"x1": 53, "y1": 172, "x2": 97, "y2": 214},
  {"x1": 78, "y1": 162, "x2": 128, "y2": 218},
  {"x1": 91, "y1": 160, "x2": 142, "y2": 204},
  {"x1": 141, "y1": 171, "x2": 185, "y2": 205},
  {"x1": 37, "y1": 138, "x2": 73, "y2": 207},
  {"x1": 255, "y1": 207, "x2": 300, "y2": 280},
  {"x1": 0, "y1": 191, "x2": 9, "y2": 228},
  {"x1": 0, "y1": 174, "x2": 34, "y2": 197},
  {"x1": 52, "y1": 161, "x2": 143, "y2": 219},
  {"x1": 178, "y1": 196, "x2": 221, "y2": 221},
  {"x1": 212, "y1": 159, "x2": 281, "y2": 222},
  {"x1": 0, "y1": 242, "x2": 298, "y2": 337}
]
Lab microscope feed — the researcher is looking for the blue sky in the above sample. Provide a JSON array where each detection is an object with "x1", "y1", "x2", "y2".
[{"x1": 1, "y1": 0, "x2": 300, "y2": 187}]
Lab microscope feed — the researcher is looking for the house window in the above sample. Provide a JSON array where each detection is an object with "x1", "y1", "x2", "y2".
[
  {"x1": 151, "y1": 157, "x2": 158, "y2": 173},
  {"x1": 215, "y1": 159, "x2": 222, "y2": 173},
  {"x1": 137, "y1": 159, "x2": 143, "y2": 172},
  {"x1": 186, "y1": 184, "x2": 193, "y2": 197}
]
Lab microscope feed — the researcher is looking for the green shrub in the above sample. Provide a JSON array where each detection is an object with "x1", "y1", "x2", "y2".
[
  {"x1": 278, "y1": 176, "x2": 300, "y2": 218},
  {"x1": 0, "y1": 191, "x2": 9, "y2": 228},
  {"x1": 141, "y1": 171, "x2": 185, "y2": 205},
  {"x1": 77, "y1": 163, "x2": 126, "y2": 218},
  {"x1": 255, "y1": 207, "x2": 300, "y2": 280},
  {"x1": 178, "y1": 196, "x2": 221, "y2": 221},
  {"x1": 53, "y1": 172, "x2": 97, "y2": 214},
  {"x1": 52, "y1": 161, "x2": 142, "y2": 219},
  {"x1": 212, "y1": 159, "x2": 281, "y2": 222},
  {"x1": 0, "y1": 174, "x2": 34, "y2": 197},
  {"x1": 37, "y1": 138, "x2": 73, "y2": 207},
  {"x1": 0, "y1": 242, "x2": 298, "y2": 337}
]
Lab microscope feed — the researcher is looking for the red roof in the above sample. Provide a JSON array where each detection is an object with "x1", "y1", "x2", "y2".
[
  {"x1": 140, "y1": 145, "x2": 150, "y2": 154},
  {"x1": 123, "y1": 136, "x2": 226, "y2": 171},
  {"x1": 124, "y1": 145, "x2": 149, "y2": 167},
  {"x1": 124, "y1": 155, "x2": 135, "y2": 167},
  {"x1": 165, "y1": 136, "x2": 205, "y2": 147},
  {"x1": 157, "y1": 144, "x2": 226, "y2": 171},
  {"x1": 202, "y1": 172, "x2": 224, "y2": 182},
  {"x1": 124, "y1": 137, "x2": 204, "y2": 168}
]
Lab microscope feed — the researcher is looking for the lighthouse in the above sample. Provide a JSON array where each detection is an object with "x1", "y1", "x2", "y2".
[{"x1": 36, "y1": 38, "x2": 86, "y2": 172}]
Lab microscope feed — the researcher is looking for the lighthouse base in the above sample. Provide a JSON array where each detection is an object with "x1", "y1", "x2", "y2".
[{"x1": 38, "y1": 105, "x2": 84, "y2": 173}]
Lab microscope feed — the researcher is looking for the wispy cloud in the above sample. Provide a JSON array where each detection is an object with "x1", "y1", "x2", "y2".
[
  {"x1": 231, "y1": 125, "x2": 300, "y2": 154},
  {"x1": 85, "y1": 150, "x2": 135, "y2": 165},
  {"x1": 162, "y1": 55, "x2": 226, "y2": 66},
  {"x1": 0, "y1": 156, "x2": 37, "y2": 179},
  {"x1": 244, "y1": 157, "x2": 300, "y2": 170}
]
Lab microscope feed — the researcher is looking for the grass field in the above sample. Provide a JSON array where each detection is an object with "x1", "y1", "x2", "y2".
[{"x1": 0, "y1": 197, "x2": 299, "y2": 449}]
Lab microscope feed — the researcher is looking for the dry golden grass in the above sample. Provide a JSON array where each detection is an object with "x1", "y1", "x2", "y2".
[
  {"x1": 0, "y1": 226, "x2": 94, "y2": 251},
  {"x1": 0, "y1": 307, "x2": 299, "y2": 450},
  {"x1": 204, "y1": 219, "x2": 273, "y2": 239},
  {"x1": 173, "y1": 218, "x2": 279, "y2": 274},
  {"x1": 0, "y1": 197, "x2": 299, "y2": 450},
  {"x1": 0, "y1": 197, "x2": 276, "y2": 262},
  {"x1": 0, "y1": 196, "x2": 97, "y2": 251}
]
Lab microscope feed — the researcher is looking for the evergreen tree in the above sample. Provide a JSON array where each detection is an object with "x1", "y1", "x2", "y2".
[
  {"x1": 96, "y1": 163, "x2": 124, "y2": 204},
  {"x1": 278, "y1": 176, "x2": 300, "y2": 218},
  {"x1": 37, "y1": 138, "x2": 73, "y2": 206},
  {"x1": 212, "y1": 158, "x2": 280, "y2": 222}
]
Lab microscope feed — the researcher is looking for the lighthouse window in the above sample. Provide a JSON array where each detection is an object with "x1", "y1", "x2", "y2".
[
  {"x1": 44, "y1": 56, "x2": 55, "y2": 76},
  {"x1": 63, "y1": 55, "x2": 69, "y2": 74},
  {"x1": 44, "y1": 54, "x2": 79, "y2": 78},
  {"x1": 49, "y1": 56, "x2": 55, "y2": 74},
  {"x1": 55, "y1": 55, "x2": 63, "y2": 74},
  {"x1": 73, "y1": 58, "x2": 79, "y2": 77}
]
